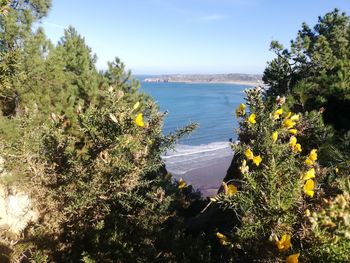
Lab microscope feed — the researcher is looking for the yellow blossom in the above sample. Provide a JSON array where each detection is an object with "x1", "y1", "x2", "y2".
[
  {"x1": 290, "y1": 114, "x2": 300, "y2": 121},
  {"x1": 289, "y1": 136, "x2": 297, "y2": 148},
  {"x1": 248, "y1": 113, "x2": 256, "y2": 124},
  {"x1": 303, "y1": 168, "x2": 315, "y2": 180},
  {"x1": 134, "y1": 113, "x2": 145, "y2": 127},
  {"x1": 245, "y1": 148, "x2": 254, "y2": 160},
  {"x1": 235, "y1": 103, "x2": 246, "y2": 117},
  {"x1": 253, "y1": 155, "x2": 262, "y2": 167},
  {"x1": 276, "y1": 234, "x2": 291, "y2": 251},
  {"x1": 227, "y1": 184, "x2": 238, "y2": 197},
  {"x1": 304, "y1": 179, "x2": 315, "y2": 198},
  {"x1": 240, "y1": 160, "x2": 249, "y2": 174},
  {"x1": 274, "y1": 108, "x2": 283, "y2": 120},
  {"x1": 285, "y1": 112, "x2": 292, "y2": 119},
  {"x1": 272, "y1": 131, "x2": 279, "y2": 143},
  {"x1": 288, "y1": 129, "x2": 298, "y2": 135},
  {"x1": 293, "y1": 143, "x2": 302, "y2": 153},
  {"x1": 178, "y1": 178, "x2": 187, "y2": 189},
  {"x1": 335, "y1": 167, "x2": 339, "y2": 173},
  {"x1": 284, "y1": 119, "x2": 296, "y2": 129},
  {"x1": 305, "y1": 158, "x2": 313, "y2": 166},
  {"x1": 309, "y1": 149, "x2": 317, "y2": 161},
  {"x1": 286, "y1": 253, "x2": 300, "y2": 263},
  {"x1": 216, "y1": 232, "x2": 230, "y2": 246}
]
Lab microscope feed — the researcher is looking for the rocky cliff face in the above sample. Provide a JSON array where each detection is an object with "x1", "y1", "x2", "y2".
[{"x1": 0, "y1": 157, "x2": 38, "y2": 237}]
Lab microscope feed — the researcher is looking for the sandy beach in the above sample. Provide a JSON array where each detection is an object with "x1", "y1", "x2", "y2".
[{"x1": 171, "y1": 155, "x2": 233, "y2": 197}]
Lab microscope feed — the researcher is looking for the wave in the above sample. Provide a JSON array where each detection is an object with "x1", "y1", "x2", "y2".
[{"x1": 162, "y1": 141, "x2": 233, "y2": 175}]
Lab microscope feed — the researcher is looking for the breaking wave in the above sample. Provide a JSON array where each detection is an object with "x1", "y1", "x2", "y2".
[{"x1": 162, "y1": 141, "x2": 233, "y2": 175}]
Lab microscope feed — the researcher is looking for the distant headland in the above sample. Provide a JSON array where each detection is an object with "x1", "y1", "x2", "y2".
[{"x1": 143, "y1": 73, "x2": 263, "y2": 86}]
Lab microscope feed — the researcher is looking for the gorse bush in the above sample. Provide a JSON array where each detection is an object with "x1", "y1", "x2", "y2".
[
  {"x1": 0, "y1": 62, "x2": 199, "y2": 262},
  {"x1": 208, "y1": 88, "x2": 350, "y2": 262},
  {"x1": 306, "y1": 189, "x2": 350, "y2": 262}
]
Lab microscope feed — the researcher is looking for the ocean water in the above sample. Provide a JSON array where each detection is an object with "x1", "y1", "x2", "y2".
[
  {"x1": 140, "y1": 79, "x2": 249, "y2": 181},
  {"x1": 141, "y1": 81, "x2": 247, "y2": 145}
]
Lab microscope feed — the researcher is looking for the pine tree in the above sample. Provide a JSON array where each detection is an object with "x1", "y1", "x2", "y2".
[
  {"x1": 0, "y1": 0, "x2": 52, "y2": 116},
  {"x1": 263, "y1": 9, "x2": 350, "y2": 132}
]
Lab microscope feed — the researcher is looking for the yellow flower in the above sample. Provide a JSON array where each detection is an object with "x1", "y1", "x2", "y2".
[
  {"x1": 272, "y1": 131, "x2": 279, "y2": 143},
  {"x1": 248, "y1": 113, "x2": 256, "y2": 124},
  {"x1": 309, "y1": 149, "x2": 317, "y2": 161},
  {"x1": 276, "y1": 234, "x2": 291, "y2": 252},
  {"x1": 303, "y1": 168, "x2": 315, "y2": 180},
  {"x1": 216, "y1": 232, "x2": 230, "y2": 246},
  {"x1": 240, "y1": 160, "x2": 249, "y2": 174},
  {"x1": 304, "y1": 179, "x2": 315, "y2": 198},
  {"x1": 290, "y1": 114, "x2": 300, "y2": 121},
  {"x1": 293, "y1": 143, "x2": 302, "y2": 153},
  {"x1": 245, "y1": 148, "x2": 254, "y2": 160},
  {"x1": 235, "y1": 103, "x2": 246, "y2": 117},
  {"x1": 289, "y1": 136, "x2": 297, "y2": 148},
  {"x1": 335, "y1": 167, "x2": 339, "y2": 173},
  {"x1": 286, "y1": 253, "x2": 300, "y2": 263},
  {"x1": 134, "y1": 113, "x2": 145, "y2": 127},
  {"x1": 288, "y1": 129, "x2": 298, "y2": 135},
  {"x1": 285, "y1": 112, "x2": 292, "y2": 119},
  {"x1": 227, "y1": 184, "x2": 238, "y2": 197},
  {"x1": 274, "y1": 108, "x2": 283, "y2": 120},
  {"x1": 253, "y1": 155, "x2": 262, "y2": 167},
  {"x1": 178, "y1": 178, "x2": 187, "y2": 189},
  {"x1": 305, "y1": 158, "x2": 313, "y2": 166},
  {"x1": 284, "y1": 119, "x2": 296, "y2": 129}
]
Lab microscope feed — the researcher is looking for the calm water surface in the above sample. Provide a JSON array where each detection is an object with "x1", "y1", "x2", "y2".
[{"x1": 141, "y1": 80, "x2": 248, "y2": 145}]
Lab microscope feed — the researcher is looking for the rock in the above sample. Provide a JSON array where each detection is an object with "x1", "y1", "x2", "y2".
[{"x1": 0, "y1": 157, "x2": 39, "y2": 236}]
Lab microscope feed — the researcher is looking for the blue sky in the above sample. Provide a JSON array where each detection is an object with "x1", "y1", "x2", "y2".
[{"x1": 41, "y1": 0, "x2": 350, "y2": 74}]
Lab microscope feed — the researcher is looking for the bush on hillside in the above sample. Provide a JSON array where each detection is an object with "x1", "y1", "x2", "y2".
[
  {"x1": 0, "y1": 60, "x2": 201, "y2": 262},
  {"x1": 207, "y1": 88, "x2": 349, "y2": 262}
]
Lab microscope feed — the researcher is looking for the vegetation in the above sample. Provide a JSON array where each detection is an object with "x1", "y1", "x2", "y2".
[
  {"x1": 208, "y1": 88, "x2": 349, "y2": 262},
  {"x1": 0, "y1": 1, "x2": 349, "y2": 262},
  {"x1": 263, "y1": 9, "x2": 350, "y2": 134}
]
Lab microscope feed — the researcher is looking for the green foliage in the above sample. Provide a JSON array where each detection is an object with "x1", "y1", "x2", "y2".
[
  {"x1": 263, "y1": 9, "x2": 350, "y2": 133},
  {"x1": 0, "y1": 59, "x2": 200, "y2": 261},
  {"x1": 306, "y1": 189, "x2": 350, "y2": 262},
  {"x1": 0, "y1": 0, "x2": 52, "y2": 116},
  {"x1": 208, "y1": 88, "x2": 334, "y2": 262}
]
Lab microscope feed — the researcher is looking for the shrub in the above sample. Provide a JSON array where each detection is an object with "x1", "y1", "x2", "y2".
[
  {"x1": 0, "y1": 61, "x2": 198, "y2": 262},
  {"x1": 210, "y1": 88, "x2": 335, "y2": 262}
]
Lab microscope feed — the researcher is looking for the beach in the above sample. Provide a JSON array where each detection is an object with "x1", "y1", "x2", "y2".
[
  {"x1": 171, "y1": 156, "x2": 233, "y2": 197},
  {"x1": 162, "y1": 142, "x2": 234, "y2": 197}
]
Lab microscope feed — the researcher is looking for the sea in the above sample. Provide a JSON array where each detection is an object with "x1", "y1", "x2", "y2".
[{"x1": 138, "y1": 76, "x2": 250, "y2": 195}]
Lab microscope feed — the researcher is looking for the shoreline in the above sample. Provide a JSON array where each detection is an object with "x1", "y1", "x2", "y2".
[
  {"x1": 170, "y1": 155, "x2": 233, "y2": 197},
  {"x1": 144, "y1": 79, "x2": 261, "y2": 87}
]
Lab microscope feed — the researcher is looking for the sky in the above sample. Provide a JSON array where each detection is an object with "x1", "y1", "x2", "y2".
[{"x1": 40, "y1": 0, "x2": 350, "y2": 75}]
